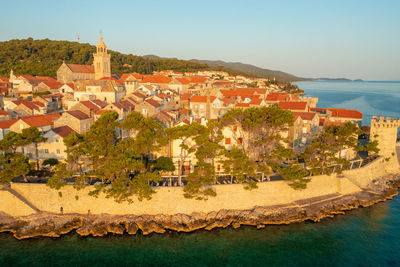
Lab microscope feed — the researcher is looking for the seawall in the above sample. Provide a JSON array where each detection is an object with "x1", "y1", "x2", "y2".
[
  {"x1": 1, "y1": 157, "x2": 399, "y2": 239},
  {"x1": 0, "y1": 157, "x2": 394, "y2": 217}
]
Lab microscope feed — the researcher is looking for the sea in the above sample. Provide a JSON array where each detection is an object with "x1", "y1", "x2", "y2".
[{"x1": 1, "y1": 81, "x2": 400, "y2": 266}]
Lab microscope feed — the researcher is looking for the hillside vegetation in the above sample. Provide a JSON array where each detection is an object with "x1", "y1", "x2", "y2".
[
  {"x1": 0, "y1": 38, "x2": 254, "y2": 78},
  {"x1": 191, "y1": 59, "x2": 306, "y2": 82}
]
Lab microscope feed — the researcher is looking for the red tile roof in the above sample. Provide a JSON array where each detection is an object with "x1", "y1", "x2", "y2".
[
  {"x1": 141, "y1": 75, "x2": 172, "y2": 84},
  {"x1": 188, "y1": 76, "x2": 207, "y2": 83},
  {"x1": 0, "y1": 119, "x2": 18, "y2": 129},
  {"x1": 113, "y1": 100, "x2": 135, "y2": 110},
  {"x1": 91, "y1": 99, "x2": 108, "y2": 108},
  {"x1": 221, "y1": 97, "x2": 236, "y2": 105},
  {"x1": 311, "y1": 107, "x2": 362, "y2": 119},
  {"x1": 328, "y1": 108, "x2": 362, "y2": 119},
  {"x1": 249, "y1": 97, "x2": 262, "y2": 105},
  {"x1": 41, "y1": 81, "x2": 63, "y2": 89},
  {"x1": 0, "y1": 110, "x2": 10, "y2": 115},
  {"x1": 294, "y1": 112, "x2": 317, "y2": 121},
  {"x1": 146, "y1": 99, "x2": 162, "y2": 108},
  {"x1": 13, "y1": 100, "x2": 41, "y2": 110},
  {"x1": 53, "y1": 126, "x2": 75, "y2": 138},
  {"x1": 66, "y1": 64, "x2": 94, "y2": 74},
  {"x1": 266, "y1": 92, "x2": 290, "y2": 102},
  {"x1": 190, "y1": 95, "x2": 216, "y2": 103},
  {"x1": 119, "y1": 73, "x2": 144, "y2": 82},
  {"x1": 325, "y1": 121, "x2": 346, "y2": 127},
  {"x1": 235, "y1": 103, "x2": 250, "y2": 107},
  {"x1": 20, "y1": 114, "x2": 61, "y2": 127},
  {"x1": 67, "y1": 110, "x2": 90, "y2": 120},
  {"x1": 100, "y1": 77, "x2": 124, "y2": 85},
  {"x1": 79, "y1": 101, "x2": 101, "y2": 111},
  {"x1": 278, "y1": 101, "x2": 308, "y2": 111},
  {"x1": 175, "y1": 77, "x2": 191, "y2": 85},
  {"x1": 133, "y1": 91, "x2": 146, "y2": 99},
  {"x1": 180, "y1": 93, "x2": 192, "y2": 101}
]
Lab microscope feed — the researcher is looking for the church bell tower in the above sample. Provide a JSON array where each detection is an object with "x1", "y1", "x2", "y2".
[{"x1": 93, "y1": 35, "x2": 111, "y2": 80}]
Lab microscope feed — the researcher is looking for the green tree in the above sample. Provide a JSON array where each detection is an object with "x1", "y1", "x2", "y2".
[
  {"x1": 20, "y1": 127, "x2": 46, "y2": 169},
  {"x1": 48, "y1": 111, "x2": 163, "y2": 202},
  {"x1": 151, "y1": 156, "x2": 175, "y2": 173},
  {"x1": 121, "y1": 111, "x2": 167, "y2": 168},
  {"x1": 276, "y1": 164, "x2": 310, "y2": 190},
  {"x1": 165, "y1": 122, "x2": 206, "y2": 185},
  {"x1": 220, "y1": 146, "x2": 257, "y2": 188},
  {"x1": 221, "y1": 106, "x2": 295, "y2": 181},
  {"x1": 0, "y1": 153, "x2": 30, "y2": 185},
  {"x1": 183, "y1": 120, "x2": 225, "y2": 199}
]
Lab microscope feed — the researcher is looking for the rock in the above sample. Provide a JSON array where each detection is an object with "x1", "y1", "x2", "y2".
[{"x1": 1, "y1": 174, "x2": 399, "y2": 239}]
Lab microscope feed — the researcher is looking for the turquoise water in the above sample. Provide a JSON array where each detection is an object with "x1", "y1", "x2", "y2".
[
  {"x1": 296, "y1": 81, "x2": 400, "y2": 125},
  {"x1": 1, "y1": 81, "x2": 400, "y2": 266},
  {"x1": 1, "y1": 196, "x2": 400, "y2": 266}
]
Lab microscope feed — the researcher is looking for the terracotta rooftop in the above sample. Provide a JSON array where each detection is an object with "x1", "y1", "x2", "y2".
[
  {"x1": 66, "y1": 110, "x2": 90, "y2": 120},
  {"x1": 188, "y1": 76, "x2": 207, "y2": 83},
  {"x1": 41, "y1": 81, "x2": 63, "y2": 89},
  {"x1": 190, "y1": 95, "x2": 217, "y2": 103},
  {"x1": 13, "y1": 100, "x2": 41, "y2": 110},
  {"x1": 325, "y1": 121, "x2": 346, "y2": 127},
  {"x1": 66, "y1": 64, "x2": 94, "y2": 74},
  {"x1": 113, "y1": 100, "x2": 135, "y2": 110},
  {"x1": 0, "y1": 110, "x2": 10, "y2": 116},
  {"x1": 180, "y1": 93, "x2": 192, "y2": 101},
  {"x1": 133, "y1": 91, "x2": 146, "y2": 99},
  {"x1": 294, "y1": 112, "x2": 317, "y2": 121},
  {"x1": 328, "y1": 108, "x2": 363, "y2": 119},
  {"x1": 141, "y1": 75, "x2": 172, "y2": 84},
  {"x1": 20, "y1": 113, "x2": 61, "y2": 127},
  {"x1": 146, "y1": 99, "x2": 162, "y2": 108},
  {"x1": 266, "y1": 92, "x2": 290, "y2": 102},
  {"x1": 249, "y1": 97, "x2": 262, "y2": 105},
  {"x1": 0, "y1": 119, "x2": 18, "y2": 129},
  {"x1": 79, "y1": 100, "x2": 102, "y2": 111},
  {"x1": 235, "y1": 103, "x2": 250, "y2": 107},
  {"x1": 175, "y1": 77, "x2": 191, "y2": 84},
  {"x1": 53, "y1": 125, "x2": 75, "y2": 138},
  {"x1": 311, "y1": 107, "x2": 363, "y2": 119},
  {"x1": 91, "y1": 99, "x2": 108, "y2": 109},
  {"x1": 278, "y1": 101, "x2": 308, "y2": 111}
]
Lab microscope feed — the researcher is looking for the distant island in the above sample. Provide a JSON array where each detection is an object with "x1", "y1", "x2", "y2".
[{"x1": 314, "y1": 78, "x2": 364, "y2": 82}]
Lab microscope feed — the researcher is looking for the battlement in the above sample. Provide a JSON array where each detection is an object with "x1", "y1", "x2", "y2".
[{"x1": 371, "y1": 116, "x2": 400, "y2": 128}]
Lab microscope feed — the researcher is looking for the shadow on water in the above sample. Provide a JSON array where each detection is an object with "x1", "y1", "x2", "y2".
[{"x1": 1, "y1": 193, "x2": 400, "y2": 267}]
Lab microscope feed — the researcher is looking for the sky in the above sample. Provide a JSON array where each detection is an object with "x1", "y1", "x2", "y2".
[{"x1": 0, "y1": 0, "x2": 399, "y2": 80}]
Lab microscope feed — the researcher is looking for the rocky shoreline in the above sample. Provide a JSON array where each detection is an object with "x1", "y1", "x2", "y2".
[{"x1": 1, "y1": 174, "x2": 400, "y2": 240}]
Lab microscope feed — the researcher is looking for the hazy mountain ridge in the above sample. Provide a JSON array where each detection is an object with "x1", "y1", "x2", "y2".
[{"x1": 190, "y1": 59, "x2": 308, "y2": 82}]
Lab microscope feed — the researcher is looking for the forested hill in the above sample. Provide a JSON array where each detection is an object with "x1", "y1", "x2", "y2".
[
  {"x1": 0, "y1": 38, "x2": 255, "y2": 78},
  {"x1": 191, "y1": 59, "x2": 306, "y2": 82}
]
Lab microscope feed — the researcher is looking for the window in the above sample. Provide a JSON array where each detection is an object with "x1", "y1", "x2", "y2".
[
  {"x1": 233, "y1": 125, "x2": 237, "y2": 132},
  {"x1": 238, "y1": 138, "x2": 243, "y2": 144},
  {"x1": 56, "y1": 149, "x2": 61, "y2": 154},
  {"x1": 225, "y1": 138, "x2": 231, "y2": 145}
]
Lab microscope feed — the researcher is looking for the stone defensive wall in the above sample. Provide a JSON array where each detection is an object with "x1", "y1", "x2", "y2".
[{"x1": 1, "y1": 156, "x2": 395, "y2": 218}]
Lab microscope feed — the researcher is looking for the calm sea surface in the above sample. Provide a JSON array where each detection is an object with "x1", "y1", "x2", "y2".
[{"x1": 1, "y1": 81, "x2": 400, "y2": 266}]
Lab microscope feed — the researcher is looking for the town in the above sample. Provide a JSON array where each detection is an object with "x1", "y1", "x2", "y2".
[{"x1": 0, "y1": 37, "x2": 375, "y2": 201}]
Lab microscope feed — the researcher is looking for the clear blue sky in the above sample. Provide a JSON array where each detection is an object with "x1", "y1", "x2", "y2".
[{"x1": 1, "y1": 0, "x2": 399, "y2": 80}]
